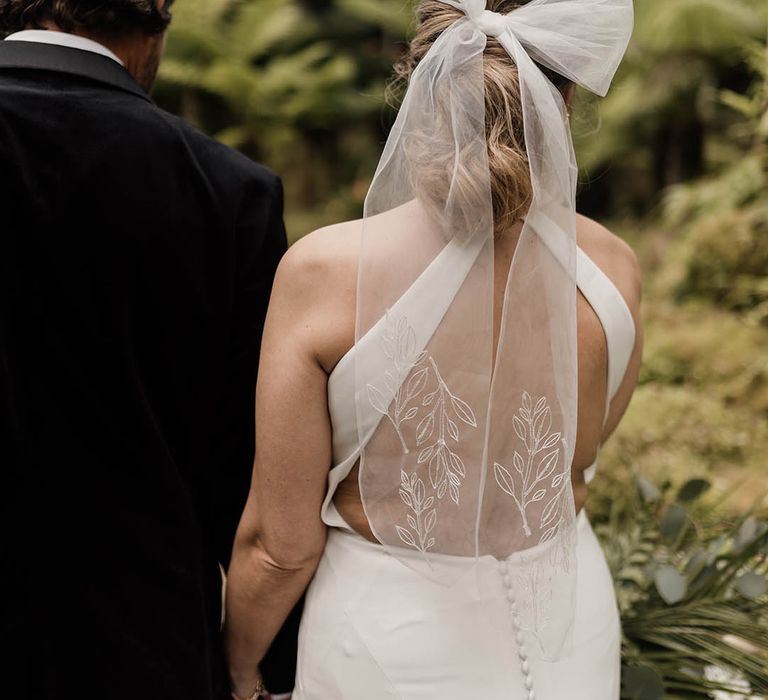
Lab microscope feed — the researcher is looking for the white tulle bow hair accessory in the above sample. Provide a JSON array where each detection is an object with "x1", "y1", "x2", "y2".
[{"x1": 354, "y1": 0, "x2": 634, "y2": 662}]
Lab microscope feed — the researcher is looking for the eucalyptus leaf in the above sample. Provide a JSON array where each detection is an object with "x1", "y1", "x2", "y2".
[
  {"x1": 737, "y1": 516, "x2": 758, "y2": 543},
  {"x1": 735, "y1": 572, "x2": 768, "y2": 600},
  {"x1": 676, "y1": 478, "x2": 711, "y2": 502},
  {"x1": 684, "y1": 549, "x2": 708, "y2": 576},
  {"x1": 735, "y1": 518, "x2": 768, "y2": 554},
  {"x1": 688, "y1": 563, "x2": 719, "y2": 595},
  {"x1": 637, "y1": 476, "x2": 661, "y2": 503},
  {"x1": 654, "y1": 565, "x2": 687, "y2": 604},
  {"x1": 618, "y1": 566, "x2": 648, "y2": 586},
  {"x1": 621, "y1": 665, "x2": 665, "y2": 700},
  {"x1": 660, "y1": 504, "x2": 688, "y2": 541}
]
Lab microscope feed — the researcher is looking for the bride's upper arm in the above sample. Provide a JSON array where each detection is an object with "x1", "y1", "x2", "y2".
[{"x1": 235, "y1": 237, "x2": 339, "y2": 570}]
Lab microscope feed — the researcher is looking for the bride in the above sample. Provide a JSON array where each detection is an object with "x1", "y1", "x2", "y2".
[{"x1": 225, "y1": 1, "x2": 641, "y2": 698}]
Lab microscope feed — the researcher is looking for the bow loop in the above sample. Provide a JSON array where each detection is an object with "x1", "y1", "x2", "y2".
[
  {"x1": 472, "y1": 10, "x2": 509, "y2": 38},
  {"x1": 445, "y1": 0, "x2": 634, "y2": 97}
]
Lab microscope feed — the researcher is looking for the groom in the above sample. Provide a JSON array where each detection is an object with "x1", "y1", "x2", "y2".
[{"x1": 0, "y1": 1, "x2": 294, "y2": 698}]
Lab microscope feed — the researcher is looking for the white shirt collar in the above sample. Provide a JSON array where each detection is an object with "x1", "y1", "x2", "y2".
[{"x1": 4, "y1": 29, "x2": 124, "y2": 66}]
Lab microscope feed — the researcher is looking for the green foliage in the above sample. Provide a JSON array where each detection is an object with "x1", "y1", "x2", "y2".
[
  {"x1": 653, "y1": 38, "x2": 768, "y2": 324},
  {"x1": 594, "y1": 477, "x2": 768, "y2": 699},
  {"x1": 593, "y1": 40, "x2": 768, "y2": 686},
  {"x1": 157, "y1": 0, "x2": 413, "y2": 239},
  {"x1": 575, "y1": 0, "x2": 768, "y2": 197},
  {"x1": 597, "y1": 34, "x2": 768, "y2": 522}
]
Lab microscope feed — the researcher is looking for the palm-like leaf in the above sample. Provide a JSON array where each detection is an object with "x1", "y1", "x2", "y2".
[{"x1": 596, "y1": 477, "x2": 768, "y2": 700}]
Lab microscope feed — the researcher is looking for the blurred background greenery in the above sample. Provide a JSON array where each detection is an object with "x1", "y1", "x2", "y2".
[{"x1": 155, "y1": 1, "x2": 768, "y2": 696}]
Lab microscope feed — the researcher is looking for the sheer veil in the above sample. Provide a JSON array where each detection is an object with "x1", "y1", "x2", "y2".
[{"x1": 354, "y1": 0, "x2": 633, "y2": 660}]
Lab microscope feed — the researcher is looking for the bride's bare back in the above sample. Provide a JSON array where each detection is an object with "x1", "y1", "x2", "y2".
[{"x1": 265, "y1": 211, "x2": 642, "y2": 543}]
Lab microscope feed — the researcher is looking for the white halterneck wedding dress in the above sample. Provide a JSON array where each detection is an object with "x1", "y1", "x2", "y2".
[{"x1": 291, "y1": 237, "x2": 636, "y2": 700}]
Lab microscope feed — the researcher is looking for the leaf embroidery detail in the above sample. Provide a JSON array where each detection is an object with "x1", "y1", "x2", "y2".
[
  {"x1": 368, "y1": 313, "x2": 478, "y2": 549},
  {"x1": 396, "y1": 470, "x2": 437, "y2": 553},
  {"x1": 366, "y1": 312, "x2": 428, "y2": 453},
  {"x1": 416, "y1": 358, "x2": 477, "y2": 505},
  {"x1": 493, "y1": 392, "x2": 565, "y2": 539}
]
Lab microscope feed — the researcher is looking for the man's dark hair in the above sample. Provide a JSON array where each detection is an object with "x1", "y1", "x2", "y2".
[{"x1": 0, "y1": 0, "x2": 174, "y2": 36}]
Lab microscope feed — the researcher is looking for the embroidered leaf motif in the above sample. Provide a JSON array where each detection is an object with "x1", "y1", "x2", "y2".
[
  {"x1": 494, "y1": 462, "x2": 516, "y2": 498},
  {"x1": 540, "y1": 526, "x2": 558, "y2": 544},
  {"x1": 536, "y1": 449, "x2": 560, "y2": 482},
  {"x1": 449, "y1": 452, "x2": 466, "y2": 478},
  {"x1": 367, "y1": 384, "x2": 388, "y2": 415},
  {"x1": 531, "y1": 489, "x2": 546, "y2": 502},
  {"x1": 425, "y1": 510, "x2": 437, "y2": 533},
  {"x1": 414, "y1": 477, "x2": 425, "y2": 505},
  {"x1": 534, "y1": 407, "x2": 552, "y2": 441},
  {"x1": 396, "y1": 471, "x2": 437, "y2": 554},
  {"x1": 371, "y1": 314, "x2": 479, "y2": 552},
  {"x1": 447, "y1": 417, "x2": 459, "y2": 442},
  {"x1": 513, "y1": 415, "x2": 527, "y2": 445},
  {"x1": 396, "y1": 526, "x2": 416, "y2": 548},
  {"x1": 407, "y1": 368, "x2": 429, "y2": 401},
  {"x1": 541, "y1": 491, "x2": 561, "y2": 527},
  {"x1": 416, "y1": 357, "x2": 478, "y2": 504},
  {"x1": 416, "y1": 413, "x2": 435, "y2": 446},
  {"x1": 513, "y1": 451, "x2": 525, "y2": 475},
  {"x1": 429, "y1": 450, "x2": 448, "y2": 490},
  {"x1": 493, "y1": 393, "x2": 570, "y2": 541},
  {"x1": 367, "y1": 313, "x2": 429, "y2": 453},
  {"x1": 451, "y1": 395, "x2": 477, "y2": 427}
]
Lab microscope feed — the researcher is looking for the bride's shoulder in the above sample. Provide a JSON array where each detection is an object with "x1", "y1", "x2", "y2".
[
  {"x1": 273, "y1": 218, "x2": 362, "y2": 299},
  {"x1": 268, "y1": 219, "x2": 361, "y2": 368},
  {"x1": 576, "y1": 214, "x2": 642, "y2": 313}
]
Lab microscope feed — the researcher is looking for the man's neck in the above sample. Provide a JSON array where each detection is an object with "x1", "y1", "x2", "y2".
[
  {"x1": 36, "y1": 20, "x2": 131, "y2": 66},
  {"x1": 29, "y1": 20, "x2": 162, "y2": 91}
]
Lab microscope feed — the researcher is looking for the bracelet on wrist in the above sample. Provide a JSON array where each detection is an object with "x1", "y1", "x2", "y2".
[{"x1": 231, "y1": 679, "x2": 264, "y2": 700}]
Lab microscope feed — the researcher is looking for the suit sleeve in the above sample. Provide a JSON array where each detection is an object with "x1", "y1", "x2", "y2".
[
  {"x1": 212, "y1": 174, "x2": 288, "y2": 569},
  {"x1": 213, "y1": 172, "x2": 301, "y2": 696}
]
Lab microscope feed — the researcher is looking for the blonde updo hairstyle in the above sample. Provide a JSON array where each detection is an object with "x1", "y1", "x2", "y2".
[{"x1": 391, "y1": 0, "x2": 572, "y2": 235}]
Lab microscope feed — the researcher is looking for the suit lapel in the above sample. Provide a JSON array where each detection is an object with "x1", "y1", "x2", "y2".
[{"x1": 0, "y1": 40, "x2": 152, "y2": 103}]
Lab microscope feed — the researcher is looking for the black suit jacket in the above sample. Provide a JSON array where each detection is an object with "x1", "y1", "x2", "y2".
[{"x1": 0, "y1": 40, "x2": 290, "y2": 699}]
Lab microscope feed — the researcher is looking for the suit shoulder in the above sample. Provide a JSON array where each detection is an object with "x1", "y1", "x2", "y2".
[{"x1": 152, "y1": 107, "x2": 280, "y2": 192}]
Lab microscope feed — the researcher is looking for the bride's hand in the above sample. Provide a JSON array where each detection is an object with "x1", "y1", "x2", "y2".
[{"x1": 229, "y1": 669, "x2": 264, "y2": 700}]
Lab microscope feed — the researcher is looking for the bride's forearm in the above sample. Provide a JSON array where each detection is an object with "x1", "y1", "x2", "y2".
[{"x1": 224, "y1": 540, "x2": 324, "y2": 694}]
